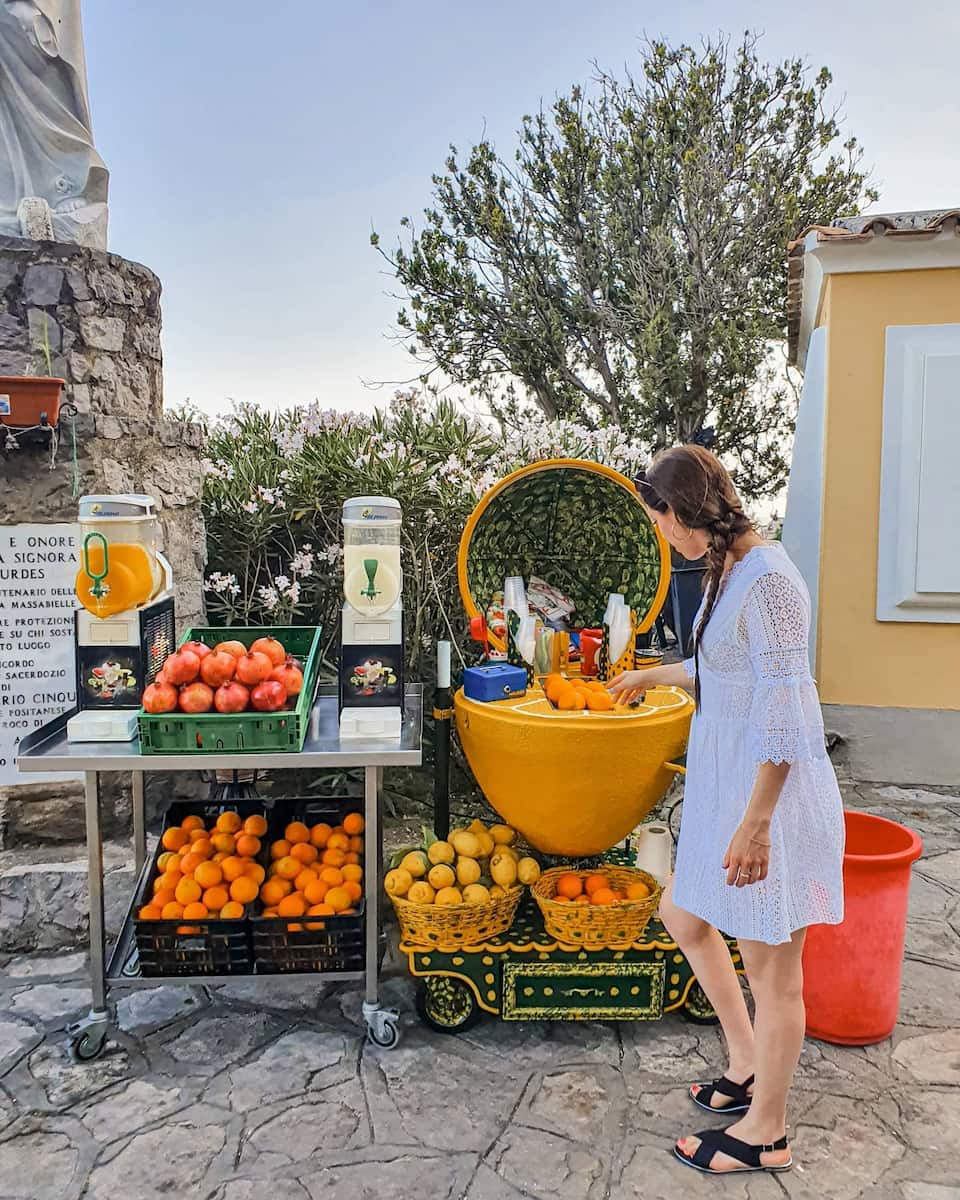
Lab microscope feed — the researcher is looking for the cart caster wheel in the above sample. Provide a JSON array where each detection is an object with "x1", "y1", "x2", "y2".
[
  {"x1": 682, "y1": 981, "x2": 719, "y2": 1025},
  {"x1": 365, "y1": 1010, "x2": 401, "y2": 1049},
  {"x1": 70, "y1": 1027, "x2": 108, "y2": 1062},
  {"x1": 416, "y1": 977, "x2": 482, "y2": 1035}
]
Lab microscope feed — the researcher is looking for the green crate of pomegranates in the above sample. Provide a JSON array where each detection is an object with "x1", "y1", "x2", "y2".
[{"x1": 138, "y1": 626, "x2": 322, "y2": 755}]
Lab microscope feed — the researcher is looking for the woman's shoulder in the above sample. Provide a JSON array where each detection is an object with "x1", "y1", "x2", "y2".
[{"x1": 739, "y1": 544, "x2": 810, "y2": 606}]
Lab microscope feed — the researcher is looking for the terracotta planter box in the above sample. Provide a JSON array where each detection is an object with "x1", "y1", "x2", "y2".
[{"x1": 0, "y1": 376, "x2": 65, "y2": 429}]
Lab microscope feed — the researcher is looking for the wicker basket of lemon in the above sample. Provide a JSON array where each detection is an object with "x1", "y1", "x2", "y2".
[{"x1": 384, "y1": 820, "x2": 540, "y2": 950}]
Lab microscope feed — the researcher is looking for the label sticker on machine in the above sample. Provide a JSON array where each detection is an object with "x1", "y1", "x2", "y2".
[
  {"x1": 0, "y1": 395, "x2": 10, "y2": 415},
  {"x1": 340, "y1": 644, "x2": 403, "y2": 707}
]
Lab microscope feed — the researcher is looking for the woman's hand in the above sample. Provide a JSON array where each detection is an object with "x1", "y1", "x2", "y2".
[
  {"x1": 723, "y1": 822, "x2": 771, "y2": 887},
  {"x1": 606, "y1": 670, "x2": 652, "y2": 705}
]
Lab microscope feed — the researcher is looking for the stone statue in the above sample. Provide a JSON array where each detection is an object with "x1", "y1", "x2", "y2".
[{"x1": 0, "y1": 0, "x2": 109, "y2": 248}]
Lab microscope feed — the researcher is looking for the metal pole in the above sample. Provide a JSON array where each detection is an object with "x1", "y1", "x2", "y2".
[
  {"x1": 363, "y1": 765, "x2": 380, "y2": 1006},
  {"x1": 84, "y1": 770, "x2": 108, "y2": 1015},
  {"x1": 432, "y1": 641, "x2": 452, "y2": 841},
  {"x1": 132, "y1": 771, "x2": 146, "y2": 876}
]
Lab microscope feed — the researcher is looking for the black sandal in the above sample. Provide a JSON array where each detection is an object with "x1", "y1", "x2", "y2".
[
  {"x1": 689, "y1": 1073, "x2": 754, "y2": 1113},
  {"x1": 674, "y1": 1128, "x2": 792, "y2": 1174}
]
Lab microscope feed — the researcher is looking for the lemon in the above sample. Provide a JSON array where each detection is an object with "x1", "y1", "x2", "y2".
[
  {"x1": 435, "y1": 886, "x2": 463, "y2": 906},
  {"x1": 490, "y1": 852, "x2": 518, "y2": 888},
  {"x1": 456, "y1": 856, "x2": 482, "y2": 886},
  {"x1": 463, "y1": 883, "x2": 491, "y2": 905},
  {"x1": 517, "y1": 857, "x2": 541, "y2": 885},
  {"x1": 427, "y1": 840, "x2": 455, "y2": 866},
  {"x1": 489, "y1": 884, "x2": 508, "y2": 899},
  {"x1": 400, "y1": 851, "x2": 429, "y2": 878},
  {"x1": 474, "y1": 831, "x2": 495, "y2": 858},
  {"x1": 384, "y1": 867, "x2": 413, "y2": 897},
  {"x1": 427, "y1": 863, "x2": 456, "y2": 890},
  {"x1": 407, "y1": 881, "x2": 436, "y2": 905},
  {"x1": 490, "y1": 824, "x2": 516, "y2": 846},
  {"x1": 450, "y1": 831, "x2": 482, "y2": 858},
  {"x1": 468, "y1": 818, "x2": 488, "y2": 835}
]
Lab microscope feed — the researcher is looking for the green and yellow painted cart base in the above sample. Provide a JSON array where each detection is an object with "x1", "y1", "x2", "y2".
[{"x1": 404, "y1": 886, "x2": 742, "y2": 1034}]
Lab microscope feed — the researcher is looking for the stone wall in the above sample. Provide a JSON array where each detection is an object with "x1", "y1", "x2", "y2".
[{"x1": 0, "y1": 235, "x2": 206, "y2": 848}]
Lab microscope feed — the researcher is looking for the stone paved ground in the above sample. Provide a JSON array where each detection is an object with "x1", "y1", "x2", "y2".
[{"x1": 0, "y1": 775, "x2": 958, "y2": 1200}]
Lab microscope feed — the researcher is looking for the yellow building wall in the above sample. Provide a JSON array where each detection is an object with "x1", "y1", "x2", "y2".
[{"x1": 817, "y1": 268, "x2": 960, "y2": 710}]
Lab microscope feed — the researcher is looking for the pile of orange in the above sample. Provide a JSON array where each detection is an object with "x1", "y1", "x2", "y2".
[
  {"x1": 138, "y1": 810, "x2": 268, "y2": 929},
  {"x1": 553, "y1": 871, "x2": 651, "y2": 906},
  {"x1": 260, "y1": 812, "x2": 364, "y2": 931},
  {"x1": 543, "y1": 674, "x2": 614, "y2": 713}
]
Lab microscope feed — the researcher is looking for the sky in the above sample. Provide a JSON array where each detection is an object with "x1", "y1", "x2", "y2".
[{"x1": 82, "y1": 0, "x2": 960, "y2": 419}]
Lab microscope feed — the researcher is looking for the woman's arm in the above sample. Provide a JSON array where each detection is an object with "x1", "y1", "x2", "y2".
[
  {"x1": 723, "y1": 761, "x2": 790, "y2": 886},
  {"x1": 606, "y1": 661, "x2": 693, "y2": 703}
]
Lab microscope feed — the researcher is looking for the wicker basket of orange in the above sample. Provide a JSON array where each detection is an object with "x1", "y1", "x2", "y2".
[{"x1": 532, "y1": 865, "x2": 661, "y2": 947}]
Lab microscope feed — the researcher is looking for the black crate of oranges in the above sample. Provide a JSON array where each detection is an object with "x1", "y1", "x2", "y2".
[
  {"x1": 252, "y1": 799, "x2": 367, "y2": 974},
  {"x1": 134, "y1": 802, "x2": 269, "y2": 976}
]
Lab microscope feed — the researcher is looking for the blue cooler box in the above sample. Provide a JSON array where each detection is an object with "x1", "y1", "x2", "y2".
[{"x1": 463, "y1": 664, "x2": 528, "y2": 703}]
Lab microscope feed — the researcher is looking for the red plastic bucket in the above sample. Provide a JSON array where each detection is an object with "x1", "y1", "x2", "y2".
[{"x1": 802, "y1": 810, "x2": 922, "y2": 1045}]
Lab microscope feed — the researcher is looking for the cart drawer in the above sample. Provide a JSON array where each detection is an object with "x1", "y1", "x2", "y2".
[{"x1": 501, "y1": 959, "x2": 665, "y2": 1020}]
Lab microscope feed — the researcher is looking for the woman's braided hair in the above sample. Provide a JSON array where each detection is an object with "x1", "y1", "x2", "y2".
[{"x1": 636, "y1": 445, "x2": 753, "y2": 707}]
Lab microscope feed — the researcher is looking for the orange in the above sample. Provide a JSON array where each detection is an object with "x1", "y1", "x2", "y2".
[
  {"x1": 278, "y1": 892, "x2": 307, "y2": 918},
  {"x1": 181, "y1": 815, "x2": 205, "y2": 833},
  {"x1": 203, "y1": 885, "x2": 230, "y2": 911},
  {"x1": 585, "y1": 873, "x2": 610, "y2": 896},
  {"x1": 243, "y1": 814, "x2": 268, "y2": 837},
  {"x1": 590, "y1": 887, "x2": 618, "y2": 906},
  {"x1": 191, "y1": 838, "x2": 214, "y2": 860},
  {"x1": 286, "y1": 923, "x2": 305, "y2": 933},
  {"x1": 290, "y1": 843, "x2": 318, "y2": 866},
  {"x1": 162, "y1": 827, "x2": 189, "y2": 852},
  {"x1": 161, "y1": 900, "x2": 185, "y2": 920},
  {"x1": 570, "y1": 691, "x2": 586, "y2": 710},
  {"x1": 221, "y1": 856, "x2": 248, "y2": 882},
  {"x1": 554, "y1": 895, "x2": 571, "y2": 903},
  {"x1": 574, "y1": 894, "x2": 591, "y2": 904},
  {"x1": 343, "y1": 880, "x2": 362, "y2": 903},
  {"x1": 175, "y1": 877, "x2": 202, "y2": 905},
  {"x1": 341, "y1": 864, "x2": 363, "y2": 884},
  {"x1": 343, "y1": 852, "x2": 361, "y2": 866},
  {"x1": 556, "y1": 873, "x2": 583, "y2": 900},
  {"x1": 310, "y1": 823, "x2": 332, "y2": 848},
  {"x1": 343, "y1": 812, "x2": 365, "y2": 836},
  {"x1": 307, "y1": 902, "x2": 334, "y2": 916},
  {"x1": 177, "y1": 925, "x2": 201, "y2": 935},
  {"x1": 261, "y1": 907, "x2": 279, "y2": 918},
  {"x1": 212, "y1": 852, "x2": 228, "y2": 864},
  {"x1": 157, "y1": 851, "x2": 177, "y2": 872},
  {"x1": 325, "y1": 886, "x2": 351, "y2": 912},
  {"x1": 182, "y1": 902, "x2": 209, "y2": 920},
  {"x1": 321, "y1": 848, "x2": 346, "y2": 869},
  {"x1": 270, "y1": 839, "x2": 291, "y2": 861},
  {"x1": 138, "y1": 903, "x2": 162, "y2": 920},
  {"x1": 260, "y1": 878, "x2": 292, "y2": 907},
  {"x1": 220, "y1": 901, "x2": 244, "y2": 919},
  {"x1": 303, "y1": 879, "x2": 329, "y2": 906},
  {"x1": 626, "y1": 881, "x2": 651, "y2": 900},
  {"x1": 275, "y1": 856, "x2": 302, "y2": 881},
  {"x1": 229, "y1": 876, "x2": 258, "y2": 904},
  {"x1": 152, "y1": 888, "x2": 176, "y2": 910},
  {"x1": 585, "y1": 691, "x2": 614, "y2": 712},
  {"x1": 152, "y1": 874, "x2": 170, "y2": 894},
  {"x1": 556, "y1": 689, "x2": 578, "y2": 711},
  {"x1": 235, "y1": 834, "x2": 261, "y2": 858},
  {"x1": 326, "y1": 832, "x2": 350, "y2": 852},
  {"x1": 194, "y1": 861, "x2": 223, "y2": 889},
  {"x1": 348, "y1": 836, "x2": 364, "y2": 854},
  {"x1": 295, "y1": 868, "x2": 319, "y2": 892},
  {"x1": 285, "y1": 821, "x2": 310, "y2": 845},
  {"x1": 179, "y1": 852, "x2": 205, "y2": 877},
  {"x1": 216, "y1": 811, "x2": 243, "y2": 834},
  {"x1": 189, "y1": 828, "x2": 209, "y2": 844},
  {"x1": 244, "y1": 862, "x2": 266, "y2": 885},
  {"x1": 211, "y1": 832, "x2": 236, "y2": 856},
  {"x1": 160, "y1": 869, "x2": 184, "y2": 893},
  {"x1": 319, "y1": 866, "x2": 344, "y2": 887}
]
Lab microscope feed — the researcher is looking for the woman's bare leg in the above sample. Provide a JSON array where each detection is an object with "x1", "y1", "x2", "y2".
[
  {"x1": 677, "y1": 928, "x2": 806, "y2": 1170},
  {"x1": 659, "y1": 880, "x2": 755, "y2": 1099}
]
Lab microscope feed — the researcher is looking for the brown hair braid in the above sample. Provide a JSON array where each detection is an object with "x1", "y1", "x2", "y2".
[{"x1": 635, "y1": 445, "x2": 753, "y2": 707}]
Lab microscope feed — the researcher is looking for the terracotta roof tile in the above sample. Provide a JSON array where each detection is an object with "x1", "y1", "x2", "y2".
[{"x1": 786, "y1": 209, "x2": 960, "y2": 364}]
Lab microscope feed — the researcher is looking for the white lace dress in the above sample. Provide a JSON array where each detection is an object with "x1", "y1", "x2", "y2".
[{"x1": 671, "y1": 544, "x2": 845, "y2": 945}]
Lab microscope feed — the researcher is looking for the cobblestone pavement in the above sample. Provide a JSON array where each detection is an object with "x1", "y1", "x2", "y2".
[{"x1": 0, "y1": 778, "x2": 957, "y2": 1200}]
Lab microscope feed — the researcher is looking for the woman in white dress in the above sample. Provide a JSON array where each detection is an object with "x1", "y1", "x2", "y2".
[{"x1": 609, "y1": 445, "x2": 845, "y2": 1176}]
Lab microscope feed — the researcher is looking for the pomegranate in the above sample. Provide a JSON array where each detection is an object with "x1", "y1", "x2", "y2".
[
  {"x1": 214, "y1": 681, "x2": 250, "y2": 713},
  {"x1": 250, "y1": 679, "x2": 287, "y2": 712},
  {"x1": 235, "y1": 651, "x2": 273, "y2": 686},
  {"x1": 163, "y1": 648, "x2": 201, "y2": 685},
  {"x1": 214, "y1": 640, "x2": 247, "y2": 659},
  {"x1": 178, "y1": 681, "x2": 215, "y2": 713},
  {"x1": 142, "y1": 681, "x2": 178, "y2": 714},
  {"x1": 200, "y1": 649, "x2": 237, "y2": 688},
  {"x1": 181, "y1": 640, "x2": 212, "y2": 661},
  {"x1": 269, "y1": 660, "x2": 303, "y2": 696},
  {"x1": 154, "y1": 667, "x2": 170, "y2": 686},
  {"x1": 250, "y1": 636, "x2": 286, "y2": 667}
]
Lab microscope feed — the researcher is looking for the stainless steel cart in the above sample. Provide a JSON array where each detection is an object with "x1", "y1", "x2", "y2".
[{"x1": 16, "y1": 686, "x2": 423, "y2": 1059}]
